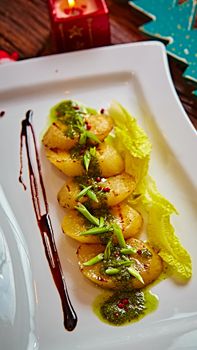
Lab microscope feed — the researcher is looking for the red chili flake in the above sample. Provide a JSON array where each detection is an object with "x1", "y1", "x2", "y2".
[
  {"x1": 121, "y1": 298, "x2": 129, "y2": 305},
  {"x1": 103, "y1": 187, "x2": 110, "y2": 192},
  {"x1": 117, "y1": 303, "x2": 124, "y2": 309},
  {"x1": 73, "y1": 106, "x2": 80, "y2": 110},
  {"x1": 100, "y1": 108, "x2": 105, "y2": 114},
  {"x1": 86, "y1": 123, "x2": 91, "y2": 130},
  {"x1": 96, "y1": 177, "x2": 101, "y2": 182},
  {"x1": 97, "y1": 186, "x2": 102, "y2": 191},
  {"x1": 137, "y1": 249, "x2": 142, "y2": 255},
  {"x1": 114, "y1": 252, "x2": 120, "y2": 257}
]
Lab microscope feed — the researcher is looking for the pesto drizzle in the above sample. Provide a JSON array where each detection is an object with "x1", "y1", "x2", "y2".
[
  {"x1": 93, "y1": 289, "x2": 159, "y2": 326},
  {"x1": 55, "y1": 100, "x2": 86, "y2": 139}
]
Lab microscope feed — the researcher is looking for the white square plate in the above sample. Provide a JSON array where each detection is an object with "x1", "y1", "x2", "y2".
[{"x1": 0, "y1": 42, "x2": 197, "y2": 350}]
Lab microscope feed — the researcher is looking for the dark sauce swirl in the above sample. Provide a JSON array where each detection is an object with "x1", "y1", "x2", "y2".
[
  {"x1": 0, "y1": 110, "x2": 5, "y2": 117},
  {"x1": 19, "y1": 110, "x2": 77, "y2": 331}
]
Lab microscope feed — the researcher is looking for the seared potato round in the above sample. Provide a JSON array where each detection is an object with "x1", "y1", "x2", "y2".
[
  {"x1": 84, "y1": 114, "x2": 113, "y2": 143},
  {"x1": 42, "y1": 121, "x2": 77, "y2": 151},
  {"x1": 45, "y1": 148, "x2": 84, "y2": 176},
  {"x1": 45, "y1": 141, "x2": 124, "y2": 177},
  {"x1": 61, "y1": 210, "x2": 100, "y2": 244},
  {"x1": 57, "y1": 178, "x2": 85, "y2": 209},
  {"x1": 97, "y1": 142, "x2": 124, "y2": 177},
  {"x1": 110, "y1": 203, "x2": 142, "y2": 239},
  {"x1": 102, "y1": 173, "x2": 136, "y2": 207},
  {"x1": 77, "y1": 238, "x2": 163, "y2": 289},
  {"x1": 57, "y1": 173, "x2": 136, "y2": 209},
  {"x1": 42, "y1": 114, "x2": 113, "y2": 151},
  {"x1": 61, "y1": 203, "x2": 142, "y2": 243}
]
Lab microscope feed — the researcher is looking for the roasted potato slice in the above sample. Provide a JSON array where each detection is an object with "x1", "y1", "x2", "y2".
[
  {"x1": 62, "y1": 203, "x2": 142, "y2": 243},
  {"x1": 84, "y1": 114, "x2": 113, "y2": 142},
  {"x1": 45, "y1": 148, "x2": 84, "y2": 176},
  {"x1": 42, "y1": 121, "x2": 77, "y2": 151},
  {"x1": 57, "y1": 177, "x2": 85, "y2": 209},
  {"x1": 77, "y1": 238, "x2": 163, "y2": 289},
  {"x1": 110, "y1": 203, "x2": 142, "y2": 239},
  {"x1": 45, "y1": 141, "x2": 124, "y2": 177},
  {"x1": 61, "y1": 210, "x2": 100, "y2": 244},
  {"x1": 97, "y1": 142, "x2": 124, "y2": 177},
  {"x1": 57, "y1": 173, "x2": 136, "y2": 209},
  {"x1": 103, "y1": 173, "x2": 135, "y2": 207},
  {"x1": 42, "y1": 114, "x2": 113, "y2": 151}
]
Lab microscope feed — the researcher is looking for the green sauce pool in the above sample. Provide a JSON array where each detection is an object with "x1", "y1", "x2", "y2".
[{"x1": 93, "y1": 289, "x2": 159, "y2": 326}]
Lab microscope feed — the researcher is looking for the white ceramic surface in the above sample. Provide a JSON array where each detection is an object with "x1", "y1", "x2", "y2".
[{"x1": 0, "y1": 42, "x2": 197, "y2": 350}]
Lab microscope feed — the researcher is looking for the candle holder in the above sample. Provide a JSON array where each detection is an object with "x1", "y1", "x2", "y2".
[{"x1": 48, "y1": 0, "x2": 111, "y2": 52}]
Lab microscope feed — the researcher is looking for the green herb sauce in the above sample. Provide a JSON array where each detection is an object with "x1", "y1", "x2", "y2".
[
  {"x1": 55, "y1": 100, "x2": 86, "y2": 138},
  {"x1": 74, "y1": 174, "x2": 109, "y2": 209},
  {"x1": 93, "y1": 289, "x2": 158, "y2": 326}
]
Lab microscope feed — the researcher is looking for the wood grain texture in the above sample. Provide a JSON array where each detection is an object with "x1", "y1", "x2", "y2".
[
  {"x1": 0, "y1": 0, "x2": 50, "y2": 58},
  {"x1": 0, "y1": 0, "x2": 196, "y2": 128}
]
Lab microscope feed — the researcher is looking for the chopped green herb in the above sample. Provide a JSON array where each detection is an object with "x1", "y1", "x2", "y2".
[
  {"x1": 54, "y1": 100, "x2": 87, "y2": 139},
  {"x1": 127, "y1": 266, "x2": 144, "y2": 284},
  {"x1": 86, "y1": 131, "x2": 101, "y2": 144},
  {"x1": 86, "y1": 189, "x2": 98, "y2": 202},
  {"x1": 89, "y1": 146, "x2": 97, "y2": 157},
  {"x1": 75, "y1": 203, "x2": 99, "y2": 226},
  {"x1": 83, "y1": 150, "x2": 91, "y2": 171},
  {"x1": 104, "y1": 240, "x2": 112, "y2": 260},
  {"x1": 80, "y1": 226, "x2": 113, "y2": 236},
  {"x1": 99, "y1": 217, "x2": 105, "y2": 227},
  {"x1": 79, "y1": 131, "x2": 87, "y2": 145},
  {"x1": 105, "y1": 268, "x2": 120, "y2": 275},
  {"x1": 112, "y1": 224, "x2": 126, "y2": 248},
  {"x1": 83, "y1": 253, "x2": 104, "y2": 266},
  {"x1": 76, "y1": 185, "x2": 92, "y2": 199},
  {"x1": 120, "y1": 247, "x2": 137, "y2": 255}
]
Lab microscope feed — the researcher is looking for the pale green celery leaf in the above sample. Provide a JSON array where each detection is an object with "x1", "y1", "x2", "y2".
[
  {"x1": 147, "y1": 208, "x2": 192, "y2": 279},
  {"x1": 108, "y1": 101, "x2": 192, "y2": 280},
  {"x1": 145, "y1": 176, "x2": 178, "y2": 215},
  {"x1": 128, "y1": 177, "x2": 192, "y2": 279},
  {"x1": 108, "y1": 101, "x2": 152, "y2": 157},
  {"x1": 107, "y1": 101, "x2": 151, "y2": 190}
]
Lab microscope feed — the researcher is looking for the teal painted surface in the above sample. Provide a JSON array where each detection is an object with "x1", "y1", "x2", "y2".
[{"x1": 129, "y1": 0, "x2": 197, "y2": 95}]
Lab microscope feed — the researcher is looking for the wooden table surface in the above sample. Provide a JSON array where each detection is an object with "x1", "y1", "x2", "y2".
[{"x1": 0, "y1": 0, "x2": 197, "y2": 129}]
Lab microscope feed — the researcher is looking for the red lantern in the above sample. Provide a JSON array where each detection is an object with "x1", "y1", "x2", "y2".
[{"x1": 48, "y1": 0, "x2": 111, "y2": 52}]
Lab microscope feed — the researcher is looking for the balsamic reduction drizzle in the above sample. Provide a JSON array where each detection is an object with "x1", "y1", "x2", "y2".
[
  {"x1": 19, "y1": 110, "x2": 77, "y2": 331},
  {"x1": 0, "y1": 110, "x2": 5, "y2": 117}
]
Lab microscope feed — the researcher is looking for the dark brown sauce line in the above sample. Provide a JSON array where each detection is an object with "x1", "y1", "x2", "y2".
[
  {"x1": 19, "y1": 110, "x2": 77, "y2": 331},
  {"x1": 30, "y1": 122, "x2": 49, "y2": 213}
]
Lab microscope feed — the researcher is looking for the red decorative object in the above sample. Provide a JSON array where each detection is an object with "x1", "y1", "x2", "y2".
[
  {"x1": 0, "y1": 50, "x2": 19, "y2": 64},
  {"x1": 48, "y1": 0, "x2": 110, "y2": 52}
]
